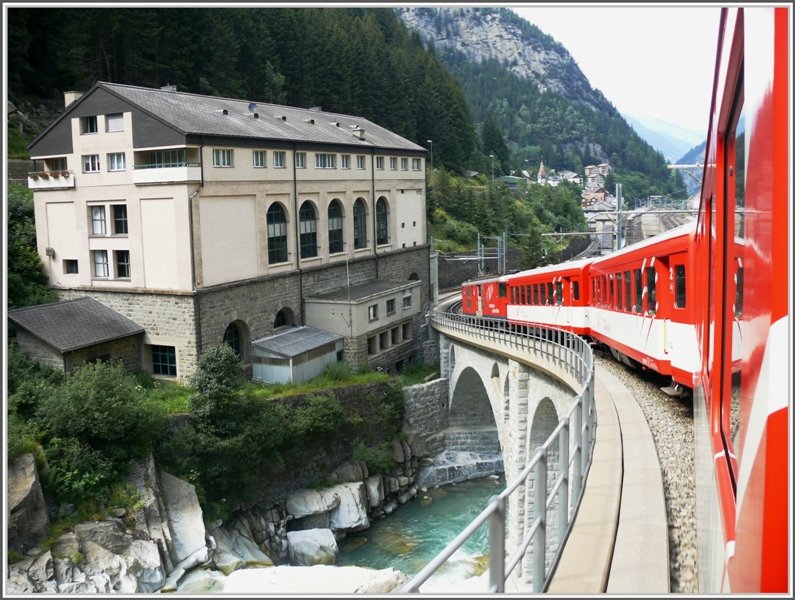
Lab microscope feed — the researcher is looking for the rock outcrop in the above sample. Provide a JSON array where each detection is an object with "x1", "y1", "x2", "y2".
[{"x1": 8, "y1": 453, "x2": 50, "y2": 553}]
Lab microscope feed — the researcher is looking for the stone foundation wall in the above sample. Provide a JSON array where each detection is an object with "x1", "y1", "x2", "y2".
[{"x1": 402, "y1": 378, "x2": 449, "y2": 457}]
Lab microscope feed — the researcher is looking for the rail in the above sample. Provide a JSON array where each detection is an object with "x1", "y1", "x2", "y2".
[{"x1": 397, "y1": 297, "x2": 596, "y2": 593}]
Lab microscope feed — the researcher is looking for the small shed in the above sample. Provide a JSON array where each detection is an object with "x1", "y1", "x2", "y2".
[
  {"x1": 251, "y1": 326, "x2": 343, "y2": 384},
  {"x1": 7, "y1": 297, "x2": 144, "y2": 372}
]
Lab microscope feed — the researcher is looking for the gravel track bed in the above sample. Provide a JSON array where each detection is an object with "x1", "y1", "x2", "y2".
[{"x1": 595, "y1": 354, "x2": 698, "y2": 593}]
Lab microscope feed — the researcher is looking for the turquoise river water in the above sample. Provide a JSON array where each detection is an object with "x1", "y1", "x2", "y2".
[{"x1": 336, "y1": 475, "x2": 506, "y2": 588}]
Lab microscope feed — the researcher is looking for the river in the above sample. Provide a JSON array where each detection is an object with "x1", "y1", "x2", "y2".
[{"x1": 337, "y1": 475, "x2": 506, "y2": 590}]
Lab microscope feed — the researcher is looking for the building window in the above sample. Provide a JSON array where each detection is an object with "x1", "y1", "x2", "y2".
[
  {"x1": 147, "y1": 149, "x2": 187, "y2": 168},
  {"x1": 315, "y1": 153, "x2": 336, "y2": 169},
  {"x1": 253, "y1": 150, "x2": 267, "y2": 168},
  {"x1": 213, "y1": 149, "x2": 233, "y2": 167},
  {"x1": 295, "y1": 152, "x2": 306, "y2": 168},
  {"x1": 91, "y1": 206, "x2": 107, "y2": 235},
  {"x1": 93, "y1": 250, "x2": 109, "y2": 278},
  {"x1": 80, "y1": 116, "x2": 97, "y2": 134},
  {"x1": 223, "y1": 323, "x2": 241, "y2": 356},
  {"x1": 412, "y1": 158, "x2": 421, "y2": 171},
  {"x1": 108, "y1": 152, "x2": 126, "y2": 171},
  {"x1": 401, "y1": 157, "x2": 409, "y2": 171},
  {"x1": 403, "y1": 294, "x2": 412, "y2": 310},
  {"x1": 341, "y1": 154, "x2": 350, "y2": 169},
  {"x1": 379, "y1": 331, "x2": 389, "y2": 349},
  {"x1": 376, "y1": 197, "x2": 388, "y2": 245},
  {"x1": 388, "y1": 157, "x2": 397, "y2": 171},
  {"x1": 273, "y1": 151, "x2": 286, "y2": 168},
  {"x1": 63, "y1": 259, "x2": 78, "y2": 274},
  {"x1": 83, "y1": 154, "x2": 100, "y2": 173},
  {"x1": 115, "y1": 250, "x2": 131, "y2": 278},
  {"x1": 391, "y1": 327, "x2": 400, "y2": 344},
  {"x1": 267, "y1": 203, "x2": 288, "y2": 264},
  {"x1": 402, "y1": 322, "x2": 411, "y2": 340},
  {"x1": 368, "y1": 304, "x2": 378, "y2": 321},
  {"x1": 152, "y1": 345, "x2": 177, "y2": 376},
  {"x1": 367, "y1": 336, "x2": 377, "y2": 355},
  {"x1": 274, "y1": 307, "x2": 293, "y2": 328},
  {"x1": 386, "y1": 299, "x2": 395, "y2": 315},
  {"x1": 112, "y1": 205, "x2": 128, "y2": 235},
  {"x1": 353, "y1": 198, "x2": 367, "y2": 249},
  {"x1": 356, "y1": 155, "x2": 366, "y2": 170},
  {"x1": 299, "y1": 201, "x2": 317, "y2": 259},
  {"x1": 328, "y1": 200, "x2": 344, "y2": 254},
  {"x1": 376, "y1": 156, "x2": 384, "y2": 170},
  {"x1": 105, "y1": 113, "x2": 124, "y2": 132}
]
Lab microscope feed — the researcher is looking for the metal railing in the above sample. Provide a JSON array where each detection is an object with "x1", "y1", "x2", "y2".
[{"x1": 397, "y1": 299, "x2": 596, "y2": 593}]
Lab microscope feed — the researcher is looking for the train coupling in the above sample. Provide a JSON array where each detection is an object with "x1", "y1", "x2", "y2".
[{"x1": 660, "y1": 381, "x2": 688, "y2": 397}]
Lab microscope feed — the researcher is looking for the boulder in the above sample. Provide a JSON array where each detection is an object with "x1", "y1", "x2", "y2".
[
  {"x1": 223, "y1": 565, "x2": 409, "y2": 594},
  {"x1": 286, "y1": 488, "x2": 340, "y2": 519},
  {"x1": 128, "y1": 455, "x2": 174, "y2": 572},
  {"x1": 158, "y1": 469, "x2": 207, "y2": 564},
  {"x1": 328, "y1": 482, "x2": 369, "y2": 533},
  {"x1": 8, "y1": 453, "x2": 50, "y2": 552},
  {"x1": 286, "y1": 529, "x2": 338, "y2": 566},
  {"x1": 365, "y1": 475, "x2": 384, "y2": 508}
]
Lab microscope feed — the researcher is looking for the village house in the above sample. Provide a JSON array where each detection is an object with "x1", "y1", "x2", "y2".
[{"x1": 20, "y1": 82, "x2": 431, "y2": 381}]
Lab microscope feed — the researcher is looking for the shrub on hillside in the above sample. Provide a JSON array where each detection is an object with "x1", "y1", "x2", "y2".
[{"x1": 188, "y1": 343, "x2": 245, "y2": 432}]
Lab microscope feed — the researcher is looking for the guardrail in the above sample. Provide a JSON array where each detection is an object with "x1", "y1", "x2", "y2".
[{"x1": 397, "y1": 298, "x2": 596, "y2": 593}]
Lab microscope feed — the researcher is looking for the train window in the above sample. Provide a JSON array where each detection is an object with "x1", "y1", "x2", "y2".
[
  {"x1": 572, "y1": 281, "x2": 580, "y2": 301},
  {"x1": 547, "y1": 282, "x2": 553, "y2": 305},
  {"x1": 624, "y1": 270, "x2": 631, "y2": 311},
  {"x1": 525, "y1": 285, "x2": 531, "y2": 304},
  {"x1": 540, "y1": 284, "x2": 546, "y2": 305},
  {"x1": 533, "y1": 284, "x2": 539, "y2": 305},
  {"x1": 555, "y1": 281, "x2": 563, "y2": 305},
  {"x1": 499, "y1": 282, "x2": 506, "y2": 298},
  {"x1": 674, "y1": 265, "x2": 686, "y2": 308},
  {"x1": 616, "y1": 273, "x2": 623, "y2": 310},
  {"x1": 645, "y1": 267, "x2": 656, "y2": 314},
  {"x1": 633, "y1": 269, "x2": 643, "y2": 312}
]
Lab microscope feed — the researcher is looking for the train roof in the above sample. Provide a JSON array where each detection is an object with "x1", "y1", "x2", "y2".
[
  {"x1": 591, "y1": 221, "x2": 695, "y2": 266},
  {"x1": 504, "y1": 257, "x2": 592, "y2": 280}
]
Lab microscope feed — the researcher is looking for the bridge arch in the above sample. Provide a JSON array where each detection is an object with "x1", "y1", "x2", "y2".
[{"x1": 450, "y1": 366, "x2": 497, "y2": 429}]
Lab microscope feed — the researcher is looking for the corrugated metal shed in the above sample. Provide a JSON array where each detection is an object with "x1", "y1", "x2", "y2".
[
  {"x1": 252, "y1": 326, "x2": 341, "y2": 358},
  {"x1": 251, "y1": 326, "x2": 343, "y2": 385}
]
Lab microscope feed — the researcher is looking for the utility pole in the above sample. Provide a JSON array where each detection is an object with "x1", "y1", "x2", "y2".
[{"x1": 615, "y1": 183, "x2": 622, "y2": 250}]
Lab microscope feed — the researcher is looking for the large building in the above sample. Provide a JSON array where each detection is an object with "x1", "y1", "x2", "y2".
[{"x1": 24, "y1": 82, "x2": 431, "y2": 380}]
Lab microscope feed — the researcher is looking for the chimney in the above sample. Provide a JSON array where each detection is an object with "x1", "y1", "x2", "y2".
[
  {"x1": 352, "y1": 127, "x2": 365, "y2": 140},
  {"x1": 64, "y1": 91, "x2": 83, "y2": 107},
  {"x1": 160, "y1": 84, "x2": 177, "y2": 92}
]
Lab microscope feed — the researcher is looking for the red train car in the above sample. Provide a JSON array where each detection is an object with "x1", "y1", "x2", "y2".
[
  {"x1": 587, "y1": 223, "x2": 697, "y2": 391},
  {"x1": 461, "y1": 275, "x2": 508, "y2": 318},
  {"x1": 691, "y1": 7, "x2": 789, "y2": 593},
  {"x1": 505, "y1": 259, "x2": 591, "y2": 335}
]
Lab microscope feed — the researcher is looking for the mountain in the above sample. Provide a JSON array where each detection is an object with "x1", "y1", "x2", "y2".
[
  {"x1": 675, "y1": 140, "x2": 707, "y2": 196},
  {"x1": 395, "y1": 7, "x2": 686, "y2": 203},
  {"x1": 622, "y1": 113, "x2": 704, "y2": 163}
]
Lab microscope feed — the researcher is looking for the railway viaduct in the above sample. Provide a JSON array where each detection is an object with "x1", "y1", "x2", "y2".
[{"x1": 429, "y1": 309, "x2": 594, "y2": 591}]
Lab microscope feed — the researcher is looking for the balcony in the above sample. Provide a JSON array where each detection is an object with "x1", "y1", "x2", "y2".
[
  {"x1": 132, "y1": 163, "x2": 202, "y2": 185},
  {"x1": 28, "y1": 170, "x2": 75, "y2": 190}
]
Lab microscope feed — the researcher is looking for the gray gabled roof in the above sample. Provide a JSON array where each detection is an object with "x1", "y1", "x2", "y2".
[
  {"x1": 252, "y1": 326, "x2": 341, "y2": 359},
  {"x1": 97, "y1": 82, "x2": 426, "y2": 152},
  {"x1": 8, "y1": 297, "x2": 144, "y2": 353}
]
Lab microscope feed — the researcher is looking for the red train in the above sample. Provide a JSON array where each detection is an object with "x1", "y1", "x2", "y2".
[{"x1": 461, "y1": 7, "x2": 789, "y2": 592}]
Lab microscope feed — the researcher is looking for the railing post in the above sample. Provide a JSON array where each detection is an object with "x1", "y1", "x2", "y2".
[
  {"x1": 489, "y1": 496, "x2": 506, "y2": 593},
  {"x1": 573, "y1": 399, "x2": 583, "y2": 501},
  {"x1": 533, "y1": 454, "x2": 547, "y2": 593},
  {"x1": 559, "y1": 419, "x2": 570, "y2": 541}
]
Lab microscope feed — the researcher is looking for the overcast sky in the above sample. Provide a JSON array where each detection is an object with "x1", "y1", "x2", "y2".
[{"x1": 510, "y1": 4, "x2": 722, "y2": 136}]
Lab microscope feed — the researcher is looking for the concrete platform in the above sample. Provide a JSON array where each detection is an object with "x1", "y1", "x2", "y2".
[{"x1": 547, "y1": 365, "x2": 669, "y2": 593}]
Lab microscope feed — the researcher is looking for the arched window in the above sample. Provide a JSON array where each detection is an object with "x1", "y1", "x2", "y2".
[
  {"x1": 223, "y1": 323, "x2": 241, "y2": 356},
  {"x1": 353, "y1": 198, "x2": 367, "y2": 249},
  {"x1": 267, "y1": 203, "x2": 288, "y2": 264},
  {"x1": 274, "y1": 307, "x2": 294, "y2": 329},
  {"x1": 299, "y1": 201, "x2": 317, "y2": 259},
  {"x1": 376, "y1": 197, "x2": 388, "y2": 245},
  {"x1": 328, "y1": 200, "x2": 344, "y2": 254}
]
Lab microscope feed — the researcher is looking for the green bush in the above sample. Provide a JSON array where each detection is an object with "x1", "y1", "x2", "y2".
[
  {"x1": 324, "y1": 361, "x2": 353, "y2": 381},
  {"x1": 290, "y1": 393, "x2": 343, "y2": 437},
  {"x1": 189, "y1": 344, "x2": 245, "y2": 431},
  {"x1": 351, "y1": 441, "x2": 395, "y2": 475},
  {"x1": 45, "y1": 437, "x2": 114, "y2": 505}
]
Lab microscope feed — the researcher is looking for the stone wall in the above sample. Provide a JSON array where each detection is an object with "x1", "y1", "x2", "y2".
[
  {"x1": 402, "y1": 378, "x2": 449, "y2": 457},
  {"x1": 14, "y1": 330, "x2": 64, "y2": 370},
  {"x1": 64, "y1": 335, "x2": 143, "y2": 373}
]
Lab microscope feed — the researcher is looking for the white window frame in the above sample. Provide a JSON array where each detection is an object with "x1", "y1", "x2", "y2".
[
  {"x1": 403, "y1": 293, "x2": 413, "y2": 309},
  {"x1": 376, "y1": 156, "x2": 384, "y2": 170},
  {"x1": 107, "y1": 152, "x2": 126, "y2": 171},
  {"x1": 356, "y1": 155, "x2": 366, "y2": 170},
  {"x1": 93, "y1": 250, "x2": 109, "y2": 278},
  {"x1": 213, "y1": 148, "x2": 234, "y2": 167},
  {"x1": 82, "y1": 154, "x2": 100, "y2": 173},
  {"x1": 81, "y1": 116, "x2": 97, "y2": 135},
  {"x1": 253, "y1": 150, "x2": 267, "y2": 168},
  {"x1": 389, "y1": 157, "x2": 398, "y2": 171},
  {"x1": 273, "y1": 151, "x2": 286, "y2": 168},
  {"x1": 295, "y1": 152, "x2": 306, "y2": 168},
  {"x1": 412, "y1": 158, "x2": 421, "y2": 171},
  {"x1": 91, "y1": 206, "x2": 107, "y2": 235},
  {"x1": 315, "y1": 153, "x2": 336, "y2": 169},
  {"x1": 106, "y1": 113, "x2": 124, "y2": 133},
  {"x1": 114, "y1": 250, "x2": 131, "y2": 279},
  {"x1": 341, "y1": 154, "x2": 351, "y2": 169},
  {"x1": 368, "y1": 304, "x2": 378, "y2": 321},
  {"x1": 401, "y1": 157, "x2": 408, "y2": 171}
]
